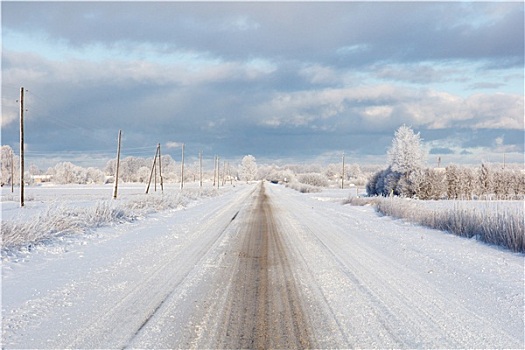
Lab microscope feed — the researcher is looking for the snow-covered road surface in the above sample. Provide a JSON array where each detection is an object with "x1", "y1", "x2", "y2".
[{"x1": 2, "y1": 182, "x2": 523, "y2": 348}]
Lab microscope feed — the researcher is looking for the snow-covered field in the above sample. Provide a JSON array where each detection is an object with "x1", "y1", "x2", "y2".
[
  {"x1": 1, "y1": 182, "x2": 227, "y2": 252},
  {"x1": 2, "y1": 182, "x2": 523, "y2": 348},
  {"x1": 1, "y1": 182, "x2": 218, "y2": 221}
]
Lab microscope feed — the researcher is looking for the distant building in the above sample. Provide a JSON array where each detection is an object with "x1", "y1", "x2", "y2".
[{"x1": 31, "y1": 175, "x2": 53, "y2": 184}]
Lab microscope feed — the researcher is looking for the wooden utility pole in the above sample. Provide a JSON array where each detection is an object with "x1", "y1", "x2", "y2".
[
  {"x1": 19, "y1": 87, "x2": 25, "y2": 207},
  {"x1": 217, "y1": 156, "x2": 220, "y2": 189},
  {"x1": 158, "y1": 143, "x2": 163, "y2": 192},
  {"x1": 180, "y1": 143, "x2": 185, "y2": 190},
  {"x1": 213, "y1": 155, "x2": 217, "y2": 187},
  {"x1": 222, "y1": 160, "x2": 226, "y2": 186},
  {"x1": 228, "y1": 162, "x2": 233, "y2": 185},
  {"x1": 146, "y1": 145, "x2": 159, "y2": 194},
  {"x1": 113, "y1": 130, "x2": 122, "y2": 199},
  {"x1": 341, "y1": 152, "x2": 345, "y2": 189},
  {"x1": 199, "y1": 151, "x2": 203, "y2": 188},
  {"x1": 11, "y1": 151, "x2": 14, "y2": 193}
]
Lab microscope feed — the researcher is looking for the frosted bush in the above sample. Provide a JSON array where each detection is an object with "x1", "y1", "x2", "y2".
[
  {"x1": 285, "y1": 180, "x2": 322, "y2": 193},
  {"x1": 298, "y1": 173, "x2": 329, "y2": 187}
]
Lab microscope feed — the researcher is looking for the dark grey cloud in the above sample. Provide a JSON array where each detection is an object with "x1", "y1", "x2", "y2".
[{"x1": 3, "y1": 2, "x2": 523, "y2": 66}]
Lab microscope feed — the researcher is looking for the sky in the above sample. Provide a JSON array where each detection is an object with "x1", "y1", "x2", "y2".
[{"x1": 1, "y1": 1, "x2": 524, "y2": 169}]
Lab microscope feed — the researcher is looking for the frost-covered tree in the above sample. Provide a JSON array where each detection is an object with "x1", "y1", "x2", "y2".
[
  {"x1": 479, "y1": 162, "x2": 492, "y2": 196},
  {"x1": 135, "y1": 166, "x2": 151, "y2": 183},
  {"x1": 384, "y1": 170, "x2": 402, "y2": 196},
  {"x1": 446, "y1": 165, "x2": 460, "y2": 199},
  {"x1": 86, "y1": 167, "x2": 105, "y2": 184},
  {"x1": 366, "y1": 169, "x2": 382, "y2": 196},
  {"x1": 298, "y1": 173, "x2": 329, "y2": 187},
  {"x1": 459, "y1": 167, "x2": 477, "y2": 200},
  {"x1": 54, "y1": 162, "x2": 88, "y2": 184},
  {"x1": 267, "y1": 168, "x2": 295, "y2": 184},
  {"x1": 418, "y1": 168, "x2": 446, "y2": 200},
  {"x1": 367, "y1": 125, "x2": 426, "y2": 197},
  {"x1": 158, "y1": 155, "x2": 177, "y2": 182},
  {"x1": 240, "y1": 155, "x2": 258, "y2": 182},
  {"x1": 387, "y1": 125, "x2": 425, "y2": 175},
  {"x1": 398, "y1": 169, "x2": 424, "y2": 197},
  {"x1": 1, "y1": 145, "x2": 19, "y2": 186},
  {"x1": 513, "y1": 171, "x2": 525, "y2": 198},
  {"x1": 325, "y1": 163, "x2": 340, "y2": 180}
]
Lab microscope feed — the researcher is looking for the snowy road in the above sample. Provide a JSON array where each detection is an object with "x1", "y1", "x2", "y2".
[{"x1": 2, "y1": 182, "x2": 524, "y2": 348}]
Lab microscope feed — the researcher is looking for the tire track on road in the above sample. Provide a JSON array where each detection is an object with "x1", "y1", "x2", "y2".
[
  {"x1": 63, "y1": 186, "x2": 257, "y2": 349},
  {"x1": 217, "y1": 182, "x2": 314, "y2": 349}
]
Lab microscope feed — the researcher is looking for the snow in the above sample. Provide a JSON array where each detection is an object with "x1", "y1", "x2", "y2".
[{"x1": 2, "y1": 182, "x2": 523, "y2": 348}]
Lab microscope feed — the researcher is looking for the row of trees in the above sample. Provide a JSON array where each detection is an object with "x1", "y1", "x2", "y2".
[
  {"x1": 260, "y1": 163, "x2": 368, "y2": 187},
  {"x1": 0, "y1": 145, "x2": 261, "y2": 186},
  {"x1": 3, "y1": 136, "x2": 522, "y2": 200},
  {"x1": 366, "y1": 126, "x2": 525, "y2": 200},
  {"x1": 2, "y1": 143, "x2": 369, "y2": 188},
  {"x1": 368, "y1": 163, "x2": 525, "y2": 200}
]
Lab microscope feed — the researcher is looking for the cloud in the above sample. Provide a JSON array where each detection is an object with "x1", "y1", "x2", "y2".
[
  {"x1": 429, "y1": 148, "x2": 455, "y2": 155},
  {"x1": 4, "y1": 2, "x2": 522, "y2": 65},
  {"x1": 1, "y1": 1, "x2": 523, "y2": 167},
  {"x1": 165, "y1": 142, "x2": 183, "y2": 149},
  {"x1": 252, "y1": 85, "x2": 523, "y2": 133},
  {"x1": 0, "y1": 98, "x2": 18, "y2": 127},
  {"x1": 373, "y1": 64, "x2": 460, "y2": 84}
]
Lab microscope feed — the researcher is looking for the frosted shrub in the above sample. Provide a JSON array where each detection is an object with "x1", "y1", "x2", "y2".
[
  {"x1": 344, "y1": 196, "x2": 381, "y2": 206},
  {"x1": 266, "y1": 169, "x2": 295, "y2": 184},
  {"x1": 285, "y1": 179, "x2": 322, "y2": 193},
  {"x1": 298, "y1": 173, "x2": 329, "y2": 187}
]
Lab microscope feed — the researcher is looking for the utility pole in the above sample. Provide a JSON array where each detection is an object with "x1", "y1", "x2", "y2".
[
  {"x1": 213, "y1": 155, "x2": 217, "y2": 187},
  {"x1": 11, "y1": 151, "x2": 14, "y2": 193},
  {"x1": 113, "y1": 130, "x2": 122, "y2": 199},
  {"x1": 228, "y1": 162, "x2": 233, "y2": 185},
  {"x1": 158, "y1": 143, "x2": 163, "y2": 192},
  {"x1": 19, "y1": 87, "x2": 25, "y2": 207},
  {"x1": 341, "y1": 152, "x2": 345, "y2": 189},
  {"x1": 180, "y1": 143, "x2": 185, "y2": 190},
  {"x1": 217, "y1": 156, "x2": 220, "y2": 189},
  {"x1": 146, "y1": 145, "x2": 158, "y2": 194},
  {"x1": 503, "y1": 153, "x2": 506, "y2": 170},
  {"x1": 222, "y1": 160, "x2": 226, "y2": 186},
  {"x1": 199, "y1": 151, "x2": 203, "y2": 188}
]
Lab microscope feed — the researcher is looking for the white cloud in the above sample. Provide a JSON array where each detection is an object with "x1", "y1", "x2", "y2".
[
  {"x1": 165, "y1": 142, "x2": 183, "y2": 149},
  {"x1": 1, "y1": 99, "x2": 19, "y2": 127},
  {"x1": 225, "y1": 16, "x2": 260, "y2": 31},
  {"x1": 363, "y1": 106, "x2": 393, "y2": 120},
  {"x1": 254, "y1": 84, "x2": 524, "y2": 134},
  {"x1": 299, "y1": 64, "x2": 340, "y2": 85}
]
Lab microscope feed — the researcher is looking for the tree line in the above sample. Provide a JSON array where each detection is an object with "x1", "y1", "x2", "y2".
[
  {"x1": 1, "y1": 144, "x2": 369, "y2": 188},
  {"x1": 366, "y1": 126, "x2": 525, "y2": 200},
  {"x1": 0, "y1": 146, "x2": 262, "y2": 186}
]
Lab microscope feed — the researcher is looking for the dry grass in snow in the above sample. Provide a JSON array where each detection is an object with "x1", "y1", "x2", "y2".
[
  {"x1": 2, "y1": 188, "x2": 219, "y2": 251},
  {"x1": 346, "y1": 197, "x2": 524, "y2": 253}
]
